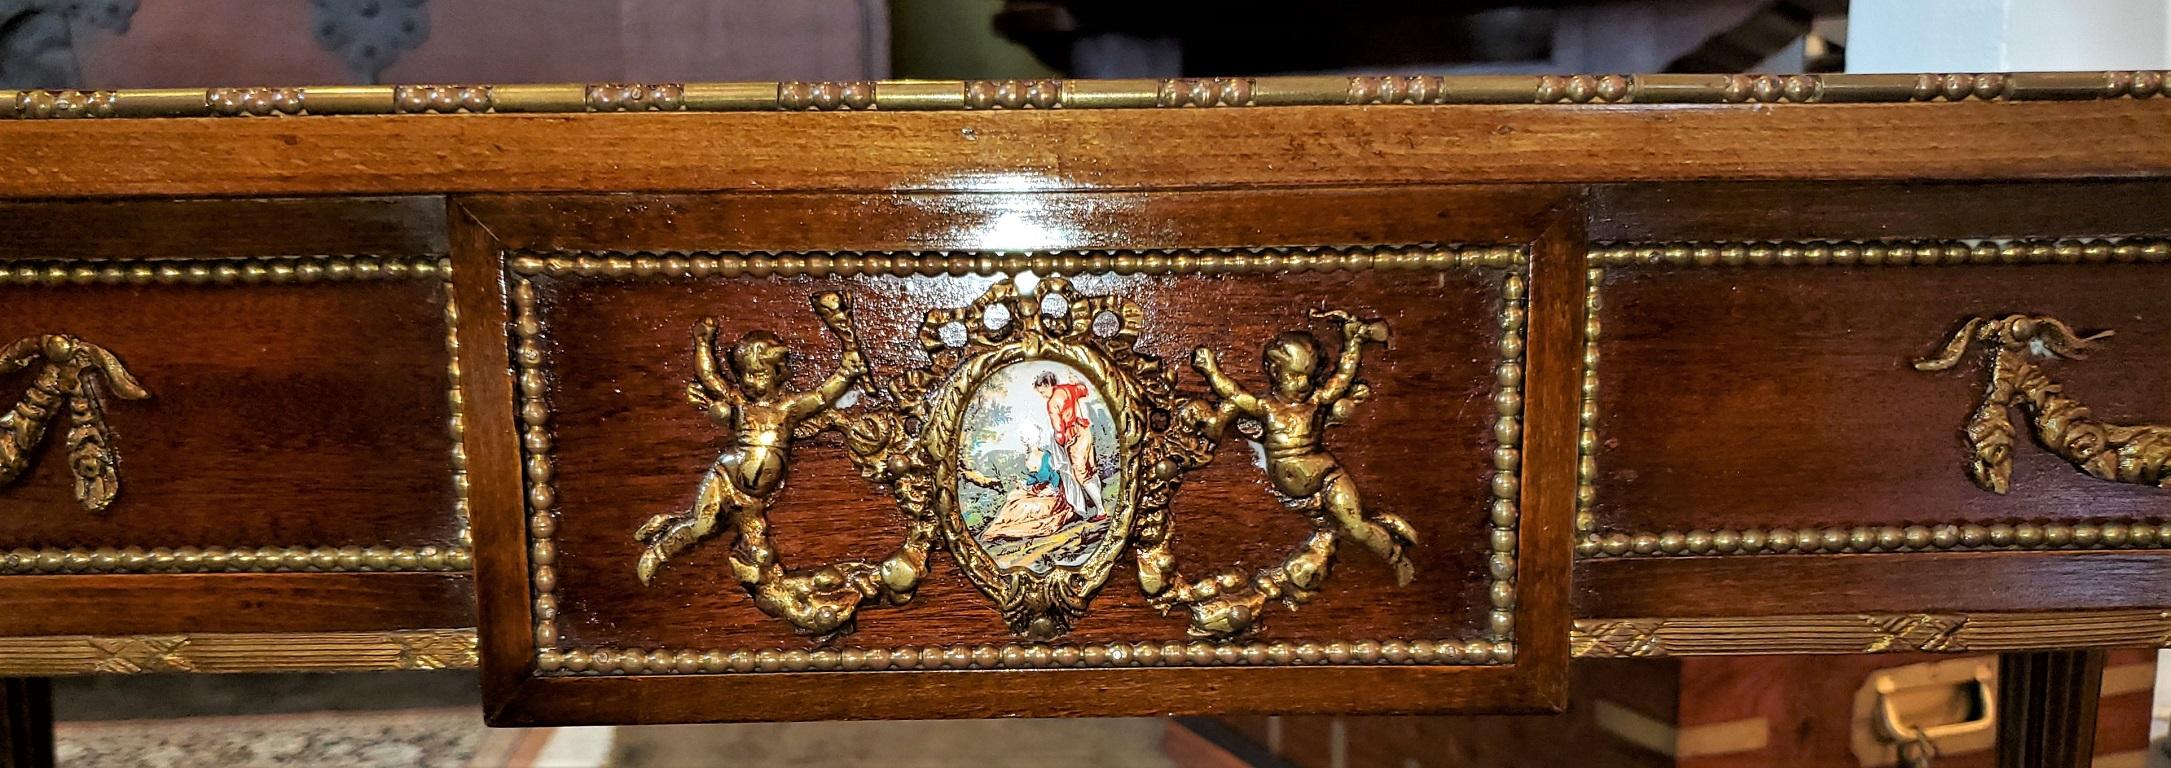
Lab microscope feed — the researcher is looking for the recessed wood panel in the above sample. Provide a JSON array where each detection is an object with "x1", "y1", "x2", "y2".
[
  {"x1": 532, "y1": 263, "x2": 1507, "y2": 651},
  {"x1": 461, "y1": 190, "x2": 1579, "y2": 722},
  {"x1": 0, "y1": 197, "x2": 473, "y2": 659},
  {"x1": 0, "y1": 274, "x2": 461, "y2": 557},
  {"x1": 1583, "y1": 242, "x2": 2171, "y2": 562}
]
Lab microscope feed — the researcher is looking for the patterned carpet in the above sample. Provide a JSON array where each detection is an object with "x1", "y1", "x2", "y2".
[{"x1": 57, "y1": 708, "x2": 496, "y2": 767}]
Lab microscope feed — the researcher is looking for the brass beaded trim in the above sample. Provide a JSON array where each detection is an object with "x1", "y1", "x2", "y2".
[
  {"x1": 511, "y1": 245, "x2": 1529, "y2": 671},
  {"x1": 0, "y1": 629, "x2": 477, "y2": 675},
  {"x1": 1573, "y1": 611, "x2": 2171, "y2": 657},
  {"x1": 538, "y1": 637, "x2": 1512, "y2": 676},
  {"x1": 505, "y1": 246, "x2": 1525, "y2": 279},
  {"x1": 0, "y1": 545, "x2": 469, "y2": 574},
  {"x1": 0, "y1": 254, "x2": 449, "y2": 285},
  {"x1": 511, "y1": 275, "x2": 563, "y2": 650},
  {"x1": 1576, "y1": 268, "x2": 1601, "y2": 548},
  {"x1": 1589, "y1": 239, "x2": 2171, "y2": 268},
  {"x1": 1582, "y1": 520, "x2": 2171, "y2": 559},
  {"x1": 13, "y1": 72, "x2": 2171, "y2": 119},
  {"x1": 1579, "y1": 238, "x2": 2171, "y2": 559},
  {"x1": 1484, "y1": 268, "x2": 1526, "y2": 641},
  {"x1": 0, "y1": 254, "x2": 472, "y2": 574}
]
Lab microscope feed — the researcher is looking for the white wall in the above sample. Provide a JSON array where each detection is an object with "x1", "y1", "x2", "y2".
[{"x1": 1850, "y1": 0, "x2": 2171, "y2": 72}]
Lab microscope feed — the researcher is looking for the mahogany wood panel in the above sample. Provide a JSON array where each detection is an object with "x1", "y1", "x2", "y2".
[
  {"x1": 463, "y1": 192, "x2": 1578, "y2": 723},
  {"x1": 6, "y1": 102, "x2": 2171, "y2": 200},
  {"x1": 455, "y1": 186, "x2": 1572, "y2": 253},
  {"x1": 1587, "y1": 181, "x2": 2171, "y2": 243},
  {"x1": 0, "y1": 196, "x2": 474, "y2": 648},
  {"x1": 536, "y1": 269, "x2": 1502, "y2": 650},
  {"x1": 0, "y1": 278, "x2": 458, "y2": 551},
  {"x1": 0, "y1": 197, "x2": 447, "y2": 260},
  {"x1": 1587, "y1": 263, "x2": 2171, "y2": 541},
  {"x1": 1576, "y1": 552, "x2": 2171, "y2": 619},
  {"x1": 0, "y1": 574, "x2": 472, "y2": 635}
]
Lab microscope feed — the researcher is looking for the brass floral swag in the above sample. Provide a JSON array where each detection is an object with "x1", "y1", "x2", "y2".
[
  {"x1": 0, "y1": 334, "x2": 149, "y2": 511},
  {"x1": 633, "y1": 280, "x2": 1419, "y2": 640},
  {"x1": 1916, "y1": 314, "x2": 2170, "y2": 493}
]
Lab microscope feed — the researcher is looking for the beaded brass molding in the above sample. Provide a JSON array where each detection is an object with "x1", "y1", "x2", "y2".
[
  {"x1": 0, "y1": 629, "x2": 477, "y2": 675},
  {"x1": 510, "y1": 245, "x2": 1526, "y2": 673},
  {"x1": 13, "y1": 72, "x2": 2171, "y2": 119},
  {"x1": 1572, "y1": 611, "x2": 2171, "y2": 657},
  {"x1": 0, "y1": 254, "x2": 471, "y2": 574},
  {"x1": 1578, "y1": 238, "x2": 2171, "y2": 559},
  {"x1": 538, "y1": 637, "x2": 1508, "y2": 676}
]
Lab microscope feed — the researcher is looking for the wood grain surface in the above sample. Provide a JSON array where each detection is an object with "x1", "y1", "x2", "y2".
[
  {"x1": 532, "y1": 267, "x2": 1506, "y2": 650},
  {"x1": 5, "y1": 102, "x2": 2170, "y2": 199},
  {"x1": 1589, "y1": 263, "x2": 2171, "y2": 540},
  {"x1": 0, "y1": 277, "x2": 460, "y2": 552},
  {"x1": 461, "y1": 192, "x2": 1577, "y2": 722}
]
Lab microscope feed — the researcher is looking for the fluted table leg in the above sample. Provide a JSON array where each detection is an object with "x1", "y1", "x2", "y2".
[
  {"x1": 0, "y1": 678, "x2": 51, "y2": 768},
  {"x1": 1996, "y1": 650, "x2": 2105, "y2": 768}
]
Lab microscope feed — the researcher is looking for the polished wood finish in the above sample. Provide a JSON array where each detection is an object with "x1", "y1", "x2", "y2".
[
  {"x1": 1996, "y1": 650, "x2": 2105, "y2": 768},
  {"x1": 0, "y1": 197, "x2": 447, "y2": 260},
  {"x1": 466, "y1": 190, "x2": 1577, "y2": 723},
  {"x1": 0, "y1": 678, "x2": 51, "y2": 768},
  {"x1": 1587, "y1": 181, "x2": 2171, "y2": 242},
  {"x1": 1589, "y1": 263, "x2": 2170, "y2": 541},
  {"x1": 538, "y1": 269, "x2": 1502, "y2": 649},
  {"x1": 0, "y1": 277, "x2": 457, "y2": 552},
  {"x1": 0, "y1": 85, "x2": 2163, "y2": 726},
  {"x1": 0, "y1": 574, "x2": 472, "y2": 635},
  {"x1": 1578, "y1": 553, "x2": 2171, "y2": 619},
  {"x1": 6, "y1": 102, "x2": 2171, "y2": 200},
  {"x1": 0, "y1": 197, "x2": 472, "y2": 656}
]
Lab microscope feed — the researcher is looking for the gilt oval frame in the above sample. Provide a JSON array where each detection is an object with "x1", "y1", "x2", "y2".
[{"x1": 924, "y1": 332, "x2": 1147, "y2": 639}]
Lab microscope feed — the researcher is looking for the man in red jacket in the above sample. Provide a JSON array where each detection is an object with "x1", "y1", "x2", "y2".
[{"x1": 1033, "y1": 370, "x2": 1104, "y2": 519}]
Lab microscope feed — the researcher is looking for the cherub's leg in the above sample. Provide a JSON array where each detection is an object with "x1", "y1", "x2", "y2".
[
  {"x1": 635, "y1": 469, "x2": 732, "y2": 584},
  {"x1": 1320, "y1": 470, "x2": 1417, "y2": 586}
]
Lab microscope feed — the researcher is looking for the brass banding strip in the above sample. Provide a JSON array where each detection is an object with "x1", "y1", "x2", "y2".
[{"x1": 13, "y1": 72, "x2": 2171, "y2": 119}]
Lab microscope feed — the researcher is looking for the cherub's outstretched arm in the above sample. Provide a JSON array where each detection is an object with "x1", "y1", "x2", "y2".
[
  {"x1": 1313, "y1": 311, "x2": 1386, "y2": 404},
  {"x1": 790, "y1": 353, "x2": 866, "y2": 419},
  {"x1": 789, "y1": 294, "x2": 870, "y2": 419},
  {"x1": 688, "y1": 319, "x2": 742, "y2": 422},
  {"x1": 1191, "y1": 348, "x2": 1265, "y2": 417}
]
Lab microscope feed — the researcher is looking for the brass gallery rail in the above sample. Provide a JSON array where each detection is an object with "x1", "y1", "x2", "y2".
[{"x1": 12, "y1": 71, "x2": 2171, "y2": 118}]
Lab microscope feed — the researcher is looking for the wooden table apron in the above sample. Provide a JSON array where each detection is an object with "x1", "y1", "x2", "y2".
[
  {"x1": 0, "y1": 89, "x2": 2162, "y2": 726},
  {"x1": 454, "y1": 190, "x2": 1581, "y2": 723}
]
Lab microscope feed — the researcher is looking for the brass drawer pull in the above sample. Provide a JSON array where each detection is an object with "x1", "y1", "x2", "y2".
[{"x1": 1856, "y1": 659, "x2": 1997, "y2": 767}]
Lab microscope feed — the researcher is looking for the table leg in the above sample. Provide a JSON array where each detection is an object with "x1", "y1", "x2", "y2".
[
  {"x1": 1996, "y1": 650, "x2": 2105, "y2": 768},
  {"x1": 0, "y1": 678, "x2": 51, "y2": 768}
]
